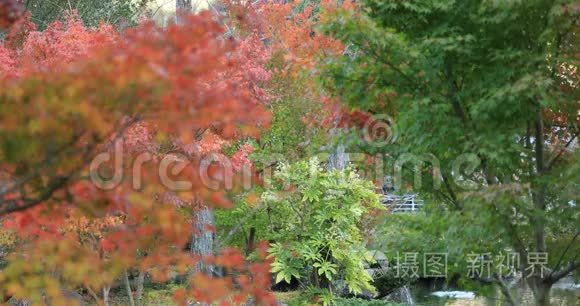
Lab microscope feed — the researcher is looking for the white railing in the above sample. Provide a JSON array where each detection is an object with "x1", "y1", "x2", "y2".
[{"x1": 382, "y1": 194, "x2": 423, "y2": 213}]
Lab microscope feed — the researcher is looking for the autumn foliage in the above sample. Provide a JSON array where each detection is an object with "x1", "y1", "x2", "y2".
[
  {"x1": 0, "y1": 7, "x2": 275, "y2": 305},
  {"x1": 0, "y1": 0, "x2": 22, "y2": 29},
  {"x1": 0, "y1": 0, "x2": 368, "y2": 304}
]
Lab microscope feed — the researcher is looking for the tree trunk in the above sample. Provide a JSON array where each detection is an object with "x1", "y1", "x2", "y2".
[
  {"x1": 245, "y1": 226, "x2": 256, "y2": 256},
  {"x1": 124, "y1": 271, "x2": 136, "y2": 306},
  {"x1": 529, "y1": 107, "x2": 551, "y2": 306},
  {"x1": 191, "y1": 204, "x2": 214, "y2": 275},
  {"x1": 176, "y1": 0, "x2": 192, "y2": 24},
  {"x1": 528, "y1": 277, "x2": 551, "y2": 306},
  {"x1": 534, "y1": 284, "x2": 551, "y2": 306},
  {"x1": 135, "y1": 270, "x2": 145, "y2": 306},
  {"x1": 176, "y1": 0, "x2": 192, "y2": 11},
  {"x1": 322, "y1": 141, "x2": 348, "y2": 291},
  {"x1": 326, "y1": 143, "x2": 349, "y2": 171},
  {"x1": 102, "y1": 286, "x2": 110, "y2": 306}
]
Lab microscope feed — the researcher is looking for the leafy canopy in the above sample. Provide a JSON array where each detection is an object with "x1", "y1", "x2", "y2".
[{"x1": 320, "y1": 0, "x2": 579, "y2": 302}]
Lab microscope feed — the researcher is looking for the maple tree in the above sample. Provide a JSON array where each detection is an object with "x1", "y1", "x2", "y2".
[
  {"x1": 0, "y1": 2, "x2": 276, "y2": 304},
  {"x1": 320, "y1": 1, "x2": 579, "y2": 305}
]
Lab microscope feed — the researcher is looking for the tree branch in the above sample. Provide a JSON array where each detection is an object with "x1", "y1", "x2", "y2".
[
  {"x1": 0, "y1": 176, "x2": 69, "y2": 216},
  {"x1": 444, "y1": 61, "x2": 469, "y2": 128},
  {"x1": 494, "y1": 273, "x2": 518, "y2": 306},
  {"x1": 441, "y1": 171, "x2": 461, "y2": 209},
  {"x1": 548, "y1": 230, "x2": 580, "y2": 282},
  {"x1": 546, "y1": 131, "x2": 578, "y2": 170},
  {"x1": 548, "y1": 259, "x2": 580, "y2": 283},
  {"x1": 0, "y1": 118, "x2": 140, "y2": 216}
]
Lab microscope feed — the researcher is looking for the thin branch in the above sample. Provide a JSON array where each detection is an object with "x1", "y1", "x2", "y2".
[
  {"x1": 366, "y1": 39, "x2": 421, "y2": 92},
  {"x1": 85, "y1": 286, "x2": 100, "y2": 305},
  {"x1": 0, "y1": 118, "x2": 140, "y2": 216},
  {"x1": 493, "y1": 273, "x2": 518, "y2": 306},
  {"x1": 546, "y1": 131, "x2": 578, "y2": 170},
  {"x1": 0, "y1": 176, "x2": 70, "y2": 216},
  {"x1": 216, "y1": 207, "x2": 261, "y2": 249},
  {"x1": 548, "y1": 258, "x2": 580, "y2": 283},
  {"x1": 0, "y1": 131, "x2": 84, "y2": 197},
  {"x1": 441, "y1": 171, "x2": 461, "y2": 209},
  {"x1": 549, "y1": 230, "x2": 580, "y2": 281},
  {"x1": 207, "y1": 0, "x2": 233, "y2": 37},
  {"x1": 444, "y1": 60, "x2": 469, "y2": 128}
]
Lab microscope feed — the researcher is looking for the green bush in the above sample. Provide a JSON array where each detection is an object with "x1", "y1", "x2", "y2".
[{"x1": 265, "y1": 158, "x2": 383, "y2": 295}]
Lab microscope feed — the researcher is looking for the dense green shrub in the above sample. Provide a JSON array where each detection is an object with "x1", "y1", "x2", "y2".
[{"x1": 265, "y1": 158, "x2": 383, "y2": 295}]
